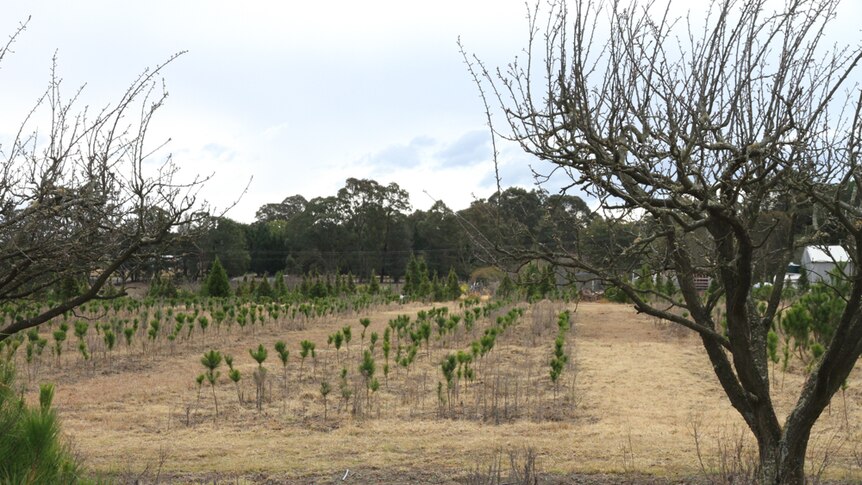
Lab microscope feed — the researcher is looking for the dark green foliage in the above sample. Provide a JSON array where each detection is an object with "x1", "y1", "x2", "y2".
[
  {"x1": 320, "y1": 380, "x2": 332, "y2": 419},
  {"x1": 767, "y1": 330, "x2": 780, "y2": 364},
  {"x1": 249, "y1": 344, "x2": 268, "y2": 366},
  {"x1": 342, "y1": 326, "x2": 352, "y2": 354},
  {"x1": 56, "y1": 274, "x2": 83, "y2": 300},
  {"x1": 273, "y1": 271, "x2": 287, "y2": 296},
  {"x1": 359, "y1": 349, "x2": 376, "y2": 408},
  {"x1": 332, "y1": 331, "x2": 344, "y2": 359},
  {"x1": 604, "y1": 285, "x2": 630, "y2": 303},
  {"x1": 403, "y1": 254, "x2": 432, "y2": 300},
  {"x1": 446, "y1": 267, "x2": 462, "y2": 300},
  {"x1": 148, "y1": 273, "x2": 178, "y2": 298},
  {"x1": 249, "y1": 344, "x2": 268, "y2": 411},
  {"x1": 781, "y1": 282, "x2": 846, "y2": 365},
  {"x1": 226, "y1": 354, "x2": 242, "y2": 403},
  {"x1": 496, "y1": 273, "x2": 517, "y2": 299},
  {"x1": 549, "y1": 310, "x2": 570, "y2": 400},
  {"x1": 431, "y1": 271, "x2": 446, "y2": 302},
  {"x1": 369, "y1": 331, "x2": 378, "y2": 352},
  {"x1": 255, "y1": 276, "x2": 274, "y2": 299},
  {"x1": 367, "y1": 270, "x2": 381, "y2": 295},
  {"x1": 299, "y1": 340, "x2": 315, "y2": 378},
  {"x1": 519, "y1": 262, "x2": 556, "y2": 301},
  {"x1": 440, "y1": 353, "x2": 457, "y2": 409},
  {"x1": 634, "y1": 263, "x2": 653, "y2": 292},
  {"x1": 201, "y1": 349, "x2": 223, "y2": 417},
  {"x1": 0, "y1": 363, "x2": 81, "y2": 482},
  {"x1": 234, "y1": 180, "x2": 590, "y2": 286},
  {"x1": 274, "y1": 341, "x2": 289, "y2": 368},
  {"x1": 797, "y1": 266, "x2": 809, "y2": 292},
  {"x1": 204, "y1": 257, "x2": 231, "y2": 298}
]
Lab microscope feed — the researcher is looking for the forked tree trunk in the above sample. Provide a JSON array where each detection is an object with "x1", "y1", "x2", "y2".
[{"x1": 754, "y1": 431, "x2": 806, "y2": 485}]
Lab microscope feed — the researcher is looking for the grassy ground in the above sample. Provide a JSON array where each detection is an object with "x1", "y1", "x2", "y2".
[{"x1": 19, "y1": 300, "x2": 862, "y2": 483}]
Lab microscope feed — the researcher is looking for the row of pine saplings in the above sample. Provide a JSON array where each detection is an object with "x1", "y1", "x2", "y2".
[{"x1": 188, "y1": 300, "x2": 535, "y2": 421}]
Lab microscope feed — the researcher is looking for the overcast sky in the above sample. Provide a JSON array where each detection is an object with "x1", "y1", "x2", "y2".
[
  {"x1": 1, "y1": 1, "x2": 860, "y2": 222},
  {"x1": 0, "y1": 1, "x2": 545, "y2": 222}
]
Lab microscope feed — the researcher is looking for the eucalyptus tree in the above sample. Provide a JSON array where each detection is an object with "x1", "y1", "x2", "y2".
[
  {"x1": 336, "y1": 178, "x2": 412, "y2": 282},
  {"x1": 467, "y1": 0, "x2": 862, "y2": 481}
]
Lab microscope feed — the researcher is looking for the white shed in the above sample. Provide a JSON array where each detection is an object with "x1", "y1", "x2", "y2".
[{"x1": 800, "y1": 245, "x2": 853, "y2": 284}]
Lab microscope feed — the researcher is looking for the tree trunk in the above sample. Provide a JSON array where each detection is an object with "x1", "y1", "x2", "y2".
[{"x1": 755, "y1": 433, "x2": 807, "y2": 485}]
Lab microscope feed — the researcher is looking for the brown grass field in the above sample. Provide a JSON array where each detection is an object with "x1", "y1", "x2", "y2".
[{"x1": 17, "y1": 300, "x2": 862, "y2": 483}]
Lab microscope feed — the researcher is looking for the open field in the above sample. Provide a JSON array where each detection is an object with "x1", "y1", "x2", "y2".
[{"x1": 17, "y1": 300, "x2": 862, "y2": 483}]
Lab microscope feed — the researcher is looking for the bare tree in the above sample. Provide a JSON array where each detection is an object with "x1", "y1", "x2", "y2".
[
  {"x1": 467, "y1": 0, "x2": 862, "y2": 482},
  {"x1": 0, "y1": 20, "x2": 210, "y2": 342}
]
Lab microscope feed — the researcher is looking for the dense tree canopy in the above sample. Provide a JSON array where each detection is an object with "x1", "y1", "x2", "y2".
[{"x1": 170, "y1": 179, "x2": 594, "y2": 284}]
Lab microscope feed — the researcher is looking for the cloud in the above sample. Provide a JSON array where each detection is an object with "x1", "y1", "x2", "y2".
[
  {"x1": 261, "y1": 123, "x2": 291, "y2": 141},
  {"x1": 434, "y1": 130, "x2": 491, "y2": 168},
  {"x1": 202, "y1": 143, "x2": 237, "y2": 162},
  {"x1": 477, "y1": 147, "x2": 541, "y2": 190},
  {"x1": 362, "y1": 135, "x2": 437, "y2": 170}
]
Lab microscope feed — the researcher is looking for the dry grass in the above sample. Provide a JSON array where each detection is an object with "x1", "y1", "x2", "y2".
[{"x1": 13, "y1": 300, "x2": 862, "y2": 482}]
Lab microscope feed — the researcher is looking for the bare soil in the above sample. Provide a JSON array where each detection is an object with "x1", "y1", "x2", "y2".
[{"x1": 20, "y1": 301, "x2": 862, "y2": 483}]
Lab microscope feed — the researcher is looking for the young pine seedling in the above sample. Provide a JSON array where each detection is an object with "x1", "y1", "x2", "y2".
[
  {"x1": 52, "y1": 329, "x2": 66, "y2": 364},
  {"x1": 359, "y1": 318, "x2": 370, "y2": 350},
  {"x1": 195, "y1": 373, "x2": 205, "y2": 404},
  {"x1": 342, "y1": 326, "x2": 352, "y2": 356},
  {"x1": 225, "y1": 354, "x2": 242, "y2": 404},
  {"x1": 201, "y1": 349, "x2": 223, "y2": 418},
  {"x1": 274, "y1": 340, "x2": 290, "y2": 408},
  {"x1": 359, "y1": 350, "x2": 376, "y2": 409},
  {"x1": 299, "y1": 340, "x2": 314, "y2": 381},
  {"x1": 123, "y1": 326, "x2": 134, "y2": 349},
  {"x1": 320, "y1": 380, "x2": 332, "y2": 420},
  {"x1": 249, "y1": 344, "x2": 268, "y2": 411},
  {"x1": 333, "y1": 331, "x2": 344, "y2": 363},
  {"x1": 369, "y1": 332, "x2": 378, "y2": 354}
]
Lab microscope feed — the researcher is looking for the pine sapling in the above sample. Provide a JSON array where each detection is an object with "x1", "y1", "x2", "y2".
[
  {"x1": 52, "y1": 329, "x2": 66, "y2": 364},
  {"x1": 249, "y1": 344, "x2": 268, "y2": 411},
  {"x1": 103, "y1": 329, "x2": 116, "y2": 362},
  {"x1": 226, "y1": 355, "x2": 242, "y2": 404},
  {"x1": 198, "y1": 316, "x2": 209, "y2": 342},
  {"x1": 275, "y1": 340, "x2": 290, "y2": 386},
  {"x1": 767, "y1": 330, "x2": 780, "y2": 387},
  {"x1": 369, "y1": 331, "x2": 378, "y2": 355},
  {"x1": 441, "y1": 354, "x2": 457, "y2": 412},
  {"x1": 201, "y1": 349, "x2": 223, "y2": 418},
  {"x1": 275, "y1": 340, "x2": 290, "y2": 408},
  {"x1": 195, "y1": 373, "x2": 205, "y2": 404},
  {"x1": 299, "y1": 340, "x2": 313, "y2": 381},
  {"x1": 359, "y1": 350, "x2": 376, "y2": 410},
  {"x1": 342, "y1": 326, "x2": 352, "y2": 356},
  {"x1": 320, "y1": 380, "x2": 332, "y2": 420},
  {"x1": 370, "y1": 378, "x2": 380, "y2": 415},
  {"x1": 333, "y1": 331, "x2": 344, "y2": 363},
  {"x1": 359, "y1": 318, "x2": 370, "y2": 351},
  {"x1": 339, "y1": 367, "x2": 352, "y2": 413},
  {"x1": 74, "y1": 321, "x2": 89, "y2": 362},
  {"x1": 123, "y1": 326, "x2": 134, "y2": 350}
]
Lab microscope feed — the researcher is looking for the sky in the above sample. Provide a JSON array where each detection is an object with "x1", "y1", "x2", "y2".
[
  {"x1": 1, "y1": 1, "x2": 860, "y2": 223},
  {"x1": 0, "y1": 1, "x2": 544, "y2": 222}
]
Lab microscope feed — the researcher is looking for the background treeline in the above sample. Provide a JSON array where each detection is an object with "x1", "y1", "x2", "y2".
[
  {"x1": 164, "y1": 177, "x2": 596, "y2": 282},
  {"x1": 140, "y1": 176, "x2": 815, "y2": 293}
]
